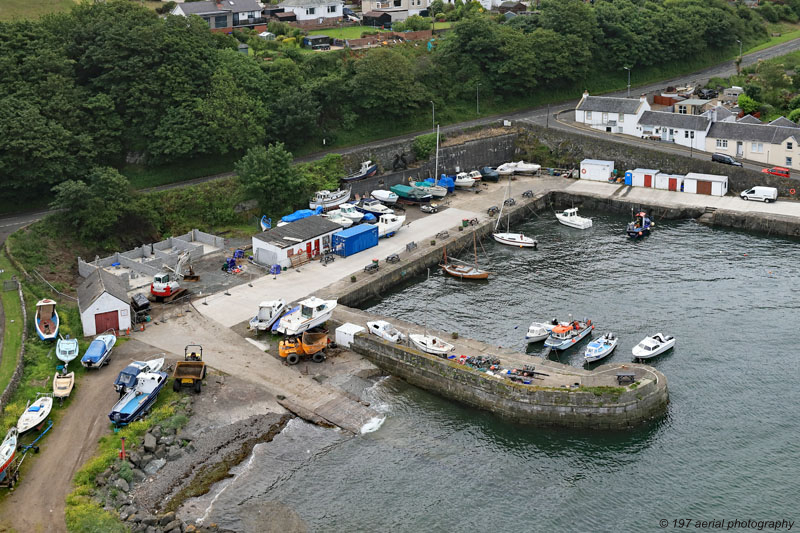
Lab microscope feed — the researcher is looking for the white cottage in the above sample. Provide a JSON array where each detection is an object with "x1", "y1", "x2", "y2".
[
  {"x1": 278, "y1": 0, "x2": 343, "y2": 21},
  {"x1": 252, "y1": 216, "x2": 343, "y2": 268},
  {"x1": 575, "y1": 91, "x2": 650, "y2": 136},
  {"x1": 631, "y1": 168, "x2": 660, "y2": 188},
  {"x1": 683, "y1": 173, "x2": 728, "y2": 196},
  {"x1": 579, "y1": 159, "x2": 615, "y2": 181},
  {"x1": 78, "y1": 268, "x2": 131, "y2": 337},
  {"x1": 636, "y1": 111, "x2": 711, "y2": 150}
]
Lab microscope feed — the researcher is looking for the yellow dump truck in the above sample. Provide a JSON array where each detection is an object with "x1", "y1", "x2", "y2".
[{"x1": 279, "y1": 331, "x2": 330, "y2": 365}]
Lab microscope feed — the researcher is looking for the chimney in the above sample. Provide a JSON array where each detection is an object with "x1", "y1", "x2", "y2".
[
  {"x1": 583, "y1": 90, "x2": 589, "y2": 98},
  {"x1": 639, "y1": 93, "x2": 646, "y2": 103}
]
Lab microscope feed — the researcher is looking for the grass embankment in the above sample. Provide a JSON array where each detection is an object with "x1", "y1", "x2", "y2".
[
  {"x1": 0, "y1": 254, "x2": 23, "y2": 394},
  {"x1": 65, "y1": 389, "x2": 186, "y2": 533},
  {"x1": 0, "y1": 0, "x2": 75, "y2": 21}
]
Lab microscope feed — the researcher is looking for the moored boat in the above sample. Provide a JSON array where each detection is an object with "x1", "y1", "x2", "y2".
[
  {"x1": 0, "y1": 428, "x2": 17, "y2": 482},
  {"x1": 632, "y1": 333, "x2": 675, "y2": 360},
  {"x1": 440, "y1": 234, "x2": 489, "y2": 280},
  {"x1": 371, "y1": 190, "x2": 398, "y2": 204},
  {"x1": 556, "y1": 207, "x2": 593, "y2": 230},
  {"x1": 584, "y1": 332, "x2": 618, "y2": 363},
  {"x1": 627, "y1": 211, "x2": 654, "y2": 238},
  {"x1": 17, "y1": 395, "x2": 53, "y2": 434},
  {"x1": 375, "y1": 213, "x2": 405, "y2": 238},
  {"x1": 543, "y1": 318, "x2": 594, "y2": 351},
  {"x1": 81, "y1": 333, "x2": 117, "y2": 369},
  {"x1": 249, "y1": 299, "x2": 287, "y2": 332},
  {"x1": 493, "y1": 175, "x2": 537, "y2": 249},
  {"x1": 525, "y1": 319, "x2": 563, "y2": 342},
  {"x1": 35, "y1": 299, "x2": 59, "y2": 341},
  {"x1": 342, "y1": 161, "x2": 378, "y2": 182},
  {"x1": 56, "y1": 336, "x2": 80, "y2": 365},
  {"x1": 309, "y1": 188, "x2": 351, "y2": 210},
  {"x1": 409, "y1": 334, "x2": 455, "y2": 356},
  {"x1": 108, "y1": 371, "x2": 168, "y2": 426},
  {"x1": 276, "y1": 297, "x2": 337, "y2": 336},
  {"x1": 367, "y1": 320, "x2": 406, "y2": 343}
]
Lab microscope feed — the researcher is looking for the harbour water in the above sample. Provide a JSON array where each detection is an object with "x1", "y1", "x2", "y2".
[{"x1": 196, "y1": 212, "x2": 800, "y2": 531}]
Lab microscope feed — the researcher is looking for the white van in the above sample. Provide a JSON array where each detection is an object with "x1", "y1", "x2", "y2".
[{"x1": 740, "y1": 186, "x2": 778, "y2": 203}]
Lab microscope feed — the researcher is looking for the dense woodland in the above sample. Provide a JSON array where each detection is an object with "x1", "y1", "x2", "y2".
[{"x1": 0, "y1": 0, "x2": 786, "y2": 243}]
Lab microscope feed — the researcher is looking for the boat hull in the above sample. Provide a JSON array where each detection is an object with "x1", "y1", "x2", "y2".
[
  {"x1": 627, "y1": 227, "x2": 652, "y2": 238},
  {"x1": 53, "y1": 372, "x2": 75, "y2": 399},
  {"x1": 412, "y1": 184, "x2": 447, "y2": 198},
  {"x1": 440, "y1": 264, "x2": 489, "y2": 280},
  {"x1": 309, "y1": 189, "x2": 351, "y2": 210},
  {"x1": 81, "y1": 335, "x2": 116, "y2": 368},
  {"x1": 56, "y1": 338, "x2": 80, "y2": 364},
  {"x1": 371, "y1": 190, "x2": 398, "y2": 204},
  {"x1": 342, "y1": 164, "x2": 378, "y2": 183},
  {"x1": 35, "y1": 310, "x2": 60, "y2": 341},
  {"x1": 493, "y1": 233, "x2": 537, "y2": 248},
  {"x1": 556, "y1": 215, "x2": 593, "y2": 230},
  {"x1": 109, "y1": 372, "x2": 168, "y2": 426},
  {"x1": 0, "y1": 429, "x2": 17, "y2": 478},
  {"x1": 544, "y1": 326, "x2": 593, "y2": 351},
  {"x1": 17, "y1": 397, "x2": 53, "y2": 434},
  {"x1": 632, "y1": 338, "x2": 675, "y2": 359},
  {"x1": 584, "y1": 339, "x2": 618, "y2": 363},
  {"x1": 409, "y1": 334, "x2": 454, "y2": 355}
]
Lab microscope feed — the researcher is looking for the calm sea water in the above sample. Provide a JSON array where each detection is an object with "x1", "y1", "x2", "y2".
[{"x1": 197, "y1": 212, "x2": 800, "y2": 532}]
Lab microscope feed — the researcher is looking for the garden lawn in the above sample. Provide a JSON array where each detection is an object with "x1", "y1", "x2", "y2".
[
  {"x1": 0, "y1": 0, "x2": 75, "y2": 21},
  {"x1": 308, "y1": 25, "x2": 391, "y2": 39}
]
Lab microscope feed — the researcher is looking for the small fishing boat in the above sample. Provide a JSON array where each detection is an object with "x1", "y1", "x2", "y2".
[
  {"x1": 556, "y1": 207, "x2": 593, "y2": 230},
  {"x1": 35, "y1": 299, "x2": 59, "y2": 341},
  {"x1": 342, "y1": 161, "x2": 378, "y2": 183},
  {"x1": 81, "y1": 333, "x2": 117, "y2": 369},
  {"x1": 259, "y1": 215, "x2": 271, "y2": 232},
  {"x1": 584, "y1": 332, "x2": 618, "y2": 363},
  {"x1": 454, "y1": 173, "x2": 476, "y2": 188},
  {"x1": 412, "y1": 181, "x2": 448, "y2": 198},
  {"x1": 627, "y1": 211, "x2": 654, "y2": 238},
  {"x1": 367, "y1": 320, "x2": 406, "y2": 343},
  {"x1": 55, "y1": 336, "x2": 80, "y2": 365},
  {"x1": 525, "y1": 319, "x2": 563, "y2": 342},
  {"x1": 480, "y1": 167, "x2": 499, "y2": 182},
  {"x1": 113, "y1": 355, "x2": 166, "y2": 396},
  {"x1": 53, "y1": 370, "x2": 75, "y2": 403},
  {"x1": 276, "y1": 207, "x2": 323, "y2": 227},
  {"x1": 309, "y1": 188, "x2": 351, "y2": 210},
  {"x1": 276, "y1": 297, "x2": 337, "y2": 336},
  {"x1": 390, "y1": 184, "x2": 432, "y2": 204},
  {"x1": 496, "y1": 162, "x2": 516, "y2": 176},
  {"x1": 375, "y1": 213, "x2": 405, "y2": 238},
  {"x1": 357, "y1": 199, "x2": 394, "y2": 216},
  {"x1": 371, "y1": 190, "x2": 398, "y2": 204},
  {"x1": 632, "y1": 333, "x2": 675, "y2": 360},
  {"x1": 511, "y1": 161, "x2": 541, "y2": 174},
  {"x1": 544, "y1": 318, "x2": 594, "y2": 351},
  {"x1": 17, "y1": 395, "x2": 53, "y2": 434},
  {"x1": 333, "y1": 203, "x2": 364, "y2": 223},
  {"x1": 322, "y1": 211, "x2": 353, "y2": 228},
  {"x1": 0, "y1": 428, "x2": 17, "y2": 482},
  {"x1": 249, "y1": 299, "x2": 287, "y2": 332},
  {"x1": 108, "y1": 371, "x2": 168, "y2": 426},
  {"x1": 440, "y1": 233, "x2": 489, "y2": 280},
  {"x1": 409, "y1": 334, "x2": 455, "y2": 356}
]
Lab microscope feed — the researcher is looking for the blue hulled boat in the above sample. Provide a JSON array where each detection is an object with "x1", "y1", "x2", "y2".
[
  {"x1": 583, "y1": 332, "x2": 618, "y2": 363},
  {"x1": 627, "y1": 211, "x2": 654, "y2": 238},
  {"x1": 81, "y1": 333, "x2": 116, "y2": 369},
  {"x1": 108, "y1": 371, "x2": 168, "y2": 426}
]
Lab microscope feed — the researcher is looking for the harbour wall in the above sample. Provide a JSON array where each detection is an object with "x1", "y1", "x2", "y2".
[{"x1": 349, "y1": 333, "x2": 669, "y2": 429}]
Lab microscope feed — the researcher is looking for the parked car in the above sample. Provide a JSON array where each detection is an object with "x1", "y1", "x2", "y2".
[
  {"x1": 698, "y1": 88, "x2": 718, "y2": 99},
  {"x1": 740, "y1": 186, "x2": 778, "y2": 203},
  {"x1": 711, "y1": 153, "x2": 743, "y2": 167},
  {"x1": 762, "y1": 166, "x2": 791, "y2": 178}
]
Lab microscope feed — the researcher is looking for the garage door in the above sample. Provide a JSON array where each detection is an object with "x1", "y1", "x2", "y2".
[
  {"x1": 95, "y1": 311, "x2": 118, "y2": 334},
  {"x1": 644, "y1": 174, "x2": 653, "y2": 188},
  {"x1": 697, "y1": 180, "x2": 712, "y2": 195},
  {"x1": 668, "y1": 178, "x2": 678, "y2": 191}
]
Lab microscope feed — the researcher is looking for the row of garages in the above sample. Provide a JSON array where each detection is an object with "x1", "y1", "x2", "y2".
[{"x1": 580, "y1": 159, "x2": 728, "y2": 196}]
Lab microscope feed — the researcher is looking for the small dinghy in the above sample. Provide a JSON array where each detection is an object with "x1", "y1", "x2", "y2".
[
  {"x1": 81, "y1": 333, "x2": 117, "y2": 369},
  {"x1": 627, "y1": 211, "x2": 654, "y2": 238},
  {"x1": 544, "y1": 318, "x2": 594, "y2": 351},
  {"x1": 371, "y1": 189, "x2": 398, "y2": 204},
  {"x1": 249, "y1": 299, "x2": 287, "y2": 332},
  {"x1": 35, "y1": 299, "x2": 59, "y2": 341},
  {"x1": 367, "y1": 320, "x2": 406, "y2": 343},
  {"x1": 632, "y1": 333, "x2": 675, "y2": 360},
  {"x1": 0, "y1": 428, "x2": 17, "y2": 482},
  {"x1": 17, "y1": 395, "x2": 53, "y2": 434},
  {"x1": 525, "y1": 319, "x2": 564, "y2": 343},
  {"x1": 108, "y1": 371, "x2": 168, "y2": 427},
  {"x1": 114, "y1": 355, "x2": 166, "y2": 396},
  {"x1": 409, "y1": 334, "x2": 455, "y2": 356},
  {"x1": 56, "y1": 336, "x2": 80, "y2": 365},
  {"x1": 259, "y1": 215, "x2": 271, "y2": 232},
  {"x1": 584, "y1": 332, "x2": 618, "y2": 363},
  {"x1": 53, "y1": 370, "x2": 75, "y2": 403},
  {"x1": 556, "y1": 207, "x2": 592, "y2": 230}
]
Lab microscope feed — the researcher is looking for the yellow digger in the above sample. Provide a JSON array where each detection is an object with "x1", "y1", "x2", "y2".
[{"x1": 279, "y1": 330, "x2": 331, "y2": 365}]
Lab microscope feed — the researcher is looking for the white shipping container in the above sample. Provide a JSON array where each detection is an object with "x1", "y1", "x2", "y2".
[
  {"x1": 631, "y1": 168, "x2": 660, "y2": 188},
  {"x1": 335, "y1": 323, "x2": 366, "y2": 348},
  {"x1": 683, "y1": 172, "x2": 728, "y2": 196},
  {"x1": 579, "y1": 159, "x2": 615, "y2": 181},
  {"x1": 654, "y1": 173, "x2": 684, "y2": 191}
]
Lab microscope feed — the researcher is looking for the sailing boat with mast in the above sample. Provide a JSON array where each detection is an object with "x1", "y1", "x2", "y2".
[
  {"x1": 492, "y1": 175, "x2": 537, "y2": 248},
  {"x1": 440, "y1": 232, "x2": 489, "y2": 280}
]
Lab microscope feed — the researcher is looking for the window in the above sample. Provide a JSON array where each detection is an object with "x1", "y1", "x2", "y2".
[
  {"x1": 327, "y1": 4, "x2": 336, "y2": 12},
  {"x1": 751, "y1": 142, "x2": 763, "y2": 153},
  {"x1": 678, "y1": 105, "x2": 687, "y2": 114},
  {"x1": 394, "y1": 0, "x2": 401, "y2": 6},
  {"x1": 586, "y1": 111, "x2": 592, "y2": 120},
  {"x1": 685, "y1": 131, "x2": 689, "y2": 138},
  {"x1": 787, "y1": 157, "x2": 793, "y2": 166},
  {"x1": 214, "y1": 15, "x2": 227, "y2": 28},
  {"x1": 716, "y1": 139, "x2": 728, "y2": 149},
  {"x1": 306, "y1": 7, "x2": 316, "y2": 14},
  {"x1": 619, "y1": 114, "x2": 624, "y2": 123},
  {"x1": 788, "y1": 142, "x2": 794, "y2": 150}
]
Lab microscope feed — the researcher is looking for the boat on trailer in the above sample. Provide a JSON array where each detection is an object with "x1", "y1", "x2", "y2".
[
  {"x1": 0, "y1": 428, "x2": 18, "y2": 484},
  {"x1": 371, "y1": 190, "x2": 398, "y2": 204},
  {"x1": 276, "y1": 297, "x2": 337, "y2": 336},
  {"x1": 357, "y1": 198, "x2": 395, "y2": 216},
  {"x1": 17, "y1": 395, "x2": 53, "y2": 434},
  {"x1": 249, "y1": 299, "x2": 287, "y2": 332},
  {"x1": 108, "y1": 371, "x2": 168, "y2": 426},
  {"x1": 56, "y1": 336, "x2": 80, "y2": 365},
  {"x1": 81, "y1": 333, "x2": 117, "y2": 369},
  {"x1": 367, "y1": 320, "x2": 406, "y2": 343},
  {"x1": 375, "y1": 214, "x2": 405, "y2": 238},
  {"x1": 35, "y1": 299, "x2": 60, "y2": 341},
  {"x1": 113, "y1": 356, "x2": 166, "y2": 396},
  {"x1": 309, "y1": 188, "x2": 351, "y2": 210},
  {"x1": 53, "y1": 370, "x2": 75, "y2": 403}
]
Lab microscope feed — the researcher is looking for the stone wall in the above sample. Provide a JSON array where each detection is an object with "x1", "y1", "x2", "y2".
[
  {"x1": 350, "y1": 334, "x2": 669, "y2": 429},
  {"x1": 0, "y1": 283, "x2": 28, "y2": 412}
]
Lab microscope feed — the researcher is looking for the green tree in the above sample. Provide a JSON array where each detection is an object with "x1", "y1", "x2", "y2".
[
  {"x1": 738, "y1": 93, "x2": 760, "y2": 115},
  {"x1": 348, "y1": 48, "x2": 428, "y2": 118},
  {"x1": 236, "y1": 143, "x2": 308, "y2": 215},
  {"x1": 787, "y1": 108, "x2": 800, "y2": 123}
]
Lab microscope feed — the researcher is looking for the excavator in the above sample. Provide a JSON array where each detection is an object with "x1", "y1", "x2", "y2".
[{"x1": 150, "y1": 252, "x2": 199, "y2": 302}]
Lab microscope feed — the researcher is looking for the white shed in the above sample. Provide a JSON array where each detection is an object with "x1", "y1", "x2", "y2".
[
  {"x1": 683, "y1": 173, "x2": 728, "y2": 196},
  {"x1": 631, "y1": 168, "x2": 660, "y2": 188},
  {"x1": 77, "y1": 268, "x2": 131, "y2": 337},
  {"x1": 654, "y1": 173, "x2": 685, "y2": 192},
  {"x1": 335, "y1": 323, "x2": 365, "y2": 348},
  {"x1": 580, "y1": 159, "x2": 615, "y2": 181},
  {"x1": 252, "y1": 216, "x2": 343, "y2": 268}
]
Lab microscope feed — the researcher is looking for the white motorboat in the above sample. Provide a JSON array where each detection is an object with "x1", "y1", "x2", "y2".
[
  {"x1": 556, "y1": 207, "x2": 593, "y2": 230},
  {"x1": 0, "y1": 428, "x2": 17, "y2": 481},
  {"x1": 511, "y1": 161, "x2": 541, "y2": 174},
  {"x1": 409, "y1": 334, "x2": 455, "y2": 356},
  {"x1": 496, "y1": 162, "x2": 517, "y2": 176},
  {"x1": 371, "y1": 190, "x2": 398, "y2": 204},
  {"x1": 17, "y1": 395, "x2": 53, "y2": 434},
  {"x1": 467, "y1": 170, "x2": 483, "y2": 181},
  {"x1": 334, "y1": 203, "x2": 364, "y2": 223},
  {"x1": 276, "y1": 297, "x2": 337, "y2": 336},
  {"x1": 322, "y1": 212, "x2": 353, "y2": 228},
  {"x1": 81, "y1": 333, "x2": 117, "y2": 368},
  {"x1": 375, "y1": 213, "x2": 405, "y2": 238},
  {"x1": 525, "y1": 319, "x2": 563, "y2": 342},
  {"x1": 357, "y1": 199, "x2": 394, "y2": 216},
  {"x1": 249, "y1": 299, "x2": 287, "y2": 332},
  {"x1": 454, "y1": 173, "x2": 476, "y2": 188},
  {"x1": 367, "y1": 320, "x2": 406, "y2": 343},
  {"x1": 55, "y1": 336, "x2": 80, "y2": 365},
  {"x1": 632, "y1": 333, "x2": 675, "y2": 360},
  {"x1": 584, "y1": 332, "x2": 618, "y2": 363},
  {"x1": 309, "y1": 188, "x2": 351, "y2": 210}
]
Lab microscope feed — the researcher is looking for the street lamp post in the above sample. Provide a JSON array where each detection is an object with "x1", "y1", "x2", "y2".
[
  {"x1": 430, "y1": 100, "x2": 435, "y2": 132},
  {"x1": 624, "y1": 66, "x2": 631, "y2": 98},
  {"x1": 476, "y1": 83, "x2": 481, "y2": 116},
  {"x1": 736, "y1": 39, "x2": 743, "y2": 74}
]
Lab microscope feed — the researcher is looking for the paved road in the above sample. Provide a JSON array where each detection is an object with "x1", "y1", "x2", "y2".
[{"x1": 3, "y1": 38, "x2": 800, "y2": 228}]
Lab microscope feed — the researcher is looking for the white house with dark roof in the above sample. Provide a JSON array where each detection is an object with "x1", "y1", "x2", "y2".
[
  {"x1": 252, "y1": 216, "x2": 343, "y2": 268},
  {"x1": 636, "y1": 110, "x2": 711, "y2": 150},
  {"x1": 574, "y1": 91, "x2": 650, "y2": 136},
  {"x1": 278, "y1": 0, "x2": 343, "y2": 21},
  {"x1": 171, "y1": 0, "x2": 264, "y2": 30},
  {"x1": 705, "y1": 121, "x2": 800, "y2": 170},
  {"x1": 78, "y1": 268, "x2": 131, "y2": 337}
]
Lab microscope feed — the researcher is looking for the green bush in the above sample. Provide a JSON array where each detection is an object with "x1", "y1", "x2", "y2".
[
  {"x1": 393, "y1": 15, "x2": 431, "y2": 32},
  {"x1": 759, "y1": 3, "x2": 779, "y2": 23},
  {"x1": 412, "y1": 132, "x2": 437, "y2": 160},
  {"x1": 65, "y1": 496, "x2": 127, "y2": 533}
]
